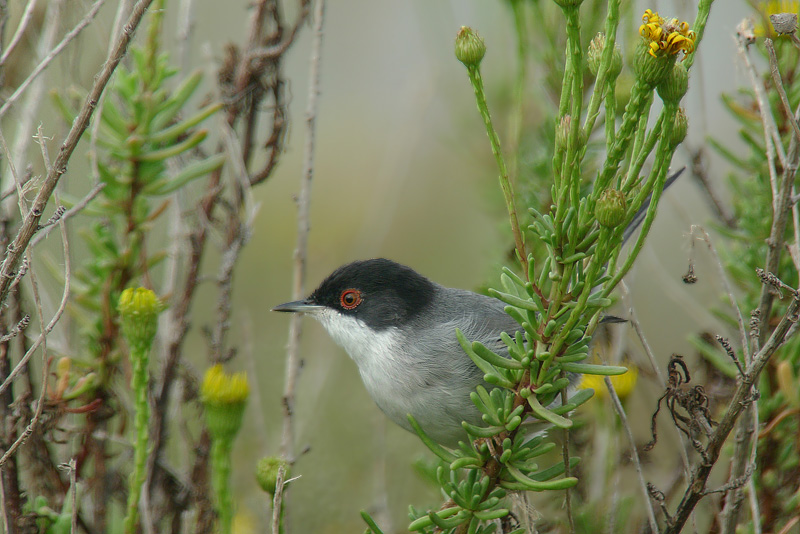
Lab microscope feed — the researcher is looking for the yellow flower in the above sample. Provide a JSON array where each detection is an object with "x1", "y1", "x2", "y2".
[
  {"x1": 118, "y1": 287, "x2": 164, "y2": 352},
  {"x1": 202, "y1": 364, "x2": 249, "y2": 440},
  {"x1": 202, "y1": 364, "x2": 250, "y2": 405},
  {"x1": 579, "y1": 364, "x2": 638, "y2": 402},
  {"x1": 639, "y1": 9, "x2": 696, "y2": 59}
]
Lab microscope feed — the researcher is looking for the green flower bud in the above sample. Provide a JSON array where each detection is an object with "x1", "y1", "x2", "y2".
[
  {"x1": 202, "y1": 364, "x2": 249, "y2": 440},
  {"x1": 587, "y1": 33, "x2": 622, "y2": 78},
  {"x1": 256, "y1": 456, "x2": 290, "y2": 495},
  {"x1": 657, "y1": 62, "x2": 689, "y2": 103},
  {"x1": 118, "y1": 287, "x2": 163, "y2": 354},
  {"x1": 633, "y1": 40, "x2": 675, "y2": 87},
  {"x1": 668, "y1": 107, "x2": 688, "y2": 149},
  {"x1": 555, "y1": 115, "x2": 587, "y2": 153},
  {"x1": 595, "y1": 189, "x2": 627, "y2": 228},
  {"x1": 454, "y1": 26, "x2": 486, "y2": 68}
]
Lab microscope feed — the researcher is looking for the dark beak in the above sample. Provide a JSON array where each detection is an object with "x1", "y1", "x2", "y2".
[{"x1": 272, "y1": 299, "x2": 324, "y2": 313}]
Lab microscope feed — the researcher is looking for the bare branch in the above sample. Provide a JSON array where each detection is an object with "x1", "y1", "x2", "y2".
[
  {"x1": 280, "y1": 0, "x2": 324, "y2": 463},
  {"x1": 766, "y1": 39, "x2": 800, "y2": 144},
  {"x1": 665, "y1": 284, "x2": 800, "y2": 533},
  {"x1": 0, "y1": 0, "x2": 39, "y2": 66},
  {"x1": 271, "y1": 465, "x2": 287, "y2": 534},
  {"x1": 29, "y1": 183, "x2": 106, "y2": 249},
  {"x1": 736, "y1": 30, "x2": 784, "y2": 209},
  {"x1": 0, "y1": 216, "x2": 71, "y2": 466}
]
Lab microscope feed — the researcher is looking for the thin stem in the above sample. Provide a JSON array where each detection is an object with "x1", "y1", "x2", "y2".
[
  {"x1": 683, "y1": 0, "x2": 715, "y2": 71},
  {"x1": 466, "y1": 65, "x2": 528, "y2": 277},
  {"x1": 278, "y1": 1, "x2": 325, "y2": 530},
  {"x1": 604, "y1": 377, "x2": 659, "y2": 533},
  {"x1": 583, "y1": 0, "x2": 621, "y2": 137}
]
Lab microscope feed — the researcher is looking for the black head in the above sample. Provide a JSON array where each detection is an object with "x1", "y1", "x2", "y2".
[{"x1": 273, "y1": 259, "x2": 436, "y2": 330}]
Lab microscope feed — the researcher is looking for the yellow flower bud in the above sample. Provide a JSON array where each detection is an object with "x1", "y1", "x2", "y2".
[
  {"x1": 202, "y1": 364, "x2": 249, "y2": 440},
  {"x1": 118, "y1": 287, "x2": 163, "y2": 353}
]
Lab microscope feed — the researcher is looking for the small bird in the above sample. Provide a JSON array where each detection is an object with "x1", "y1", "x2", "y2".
[
  {"x1": 273, "y1": 259, "x2": 522, "y2": 447},
  {"x1": 274, "y1": 170, "x2": 684, "y2": 446}
]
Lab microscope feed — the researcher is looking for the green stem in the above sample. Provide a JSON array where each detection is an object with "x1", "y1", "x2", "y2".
[
  {"x1": 684, "y1": 0, "x2": 715, "y2": 70},
  {"x1": 602, "y1": 104, "x2": 679, "y2": 298},
  {"x1": 582, "y1": 79, "x2": 654, "y2": 232},
  {"x1": 508, "y1": 0, "x2": 527, "y2": 182},
  {"x1": 466, "y1": 65, "x2": 528, "y2": 276},
  {"x1": 212, "y1": 437, "x2": 234, "y2": 534},
  {"x1": 123, "y1": 345, "x2": 150, "y2": 534},
  {"x1": 554, "y1": 6, "x2": 584, "y2": 255},
  {"x1": 605, "y1": 78, "x2": 617, "y2": 150},
  {"x1": 583, "y1": 0, "x2": 621, "y2": 137},
  {"x1": 627, "y1": 91, "x2": 654, "y2": 175},
  {"x1": 622, "y1": 113, "x2": 664, "y2": 191},
  {"x1": 547, "y1": 227, "x2": 610, "y2": 361}
]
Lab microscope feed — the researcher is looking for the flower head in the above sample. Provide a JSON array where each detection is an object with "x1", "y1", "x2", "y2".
[
  {"x1": 202, "y1": 364, "x2": 249, "y2": 405},
  {"x1": 118, "y1": 287, "x2": 164, "y2": 354},
  {"x1": 202, "y1": 364, "x2": 249, "y2": 440},
  {"x1": 595, "y1": 188, "x2": 627, "y2": 228},
  {"x1": 639, "y1": 9, "x2": 696, "y2": 59},
  {"x1": 669, "y1": 107, "x2": 689, "y2": 149},
  {"x1": 587, "y1": 33, "x2": 623, "y2": 78},
  {"x1": 454, "y1": 26, "x2": 486, "y2": 68}
]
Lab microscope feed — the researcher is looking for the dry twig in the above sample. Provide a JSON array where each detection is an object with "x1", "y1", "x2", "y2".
[
  {"x1": 604, "y1": 377, "x2": 659, "y2": 533},
  {"x1": 275, "y1": 1, "x2": 325, "y2": 531}
]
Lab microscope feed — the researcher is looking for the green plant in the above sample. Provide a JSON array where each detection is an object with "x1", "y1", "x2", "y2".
[{"x1": 362, "y1": 3, "x2": 714, "y2": 532}]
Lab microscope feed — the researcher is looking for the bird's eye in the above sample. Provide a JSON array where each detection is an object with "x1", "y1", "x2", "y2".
[{"x1": 340, "y1": 289, "x2": 362, "y2": 310}]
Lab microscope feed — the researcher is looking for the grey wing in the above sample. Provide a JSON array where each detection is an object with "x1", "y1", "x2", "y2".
[{"x1": 410, "y1": 289, "x2": 522, "y2": 385}]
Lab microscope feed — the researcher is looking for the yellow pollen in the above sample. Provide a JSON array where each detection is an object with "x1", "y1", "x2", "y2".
[{"x1": 639, "y1": 9, "x2": 695, "y2": 59}]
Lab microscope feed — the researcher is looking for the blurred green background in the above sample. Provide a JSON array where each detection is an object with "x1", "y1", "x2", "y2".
[
  {"x1": 198, "y1": 1, "x2": 751, "y2": 532},
  {"x1": 5, "y1": 0, "x2": 760, "y2": 531}
]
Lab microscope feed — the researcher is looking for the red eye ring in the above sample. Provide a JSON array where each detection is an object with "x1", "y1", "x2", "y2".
[{"x1": 340, "y1": 289, "x2": 362, "y2": 310}]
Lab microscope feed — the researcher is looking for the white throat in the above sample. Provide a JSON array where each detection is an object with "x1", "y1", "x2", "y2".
[{"x1": 312, "y1": 309, "x2": 402, "y2": 369}]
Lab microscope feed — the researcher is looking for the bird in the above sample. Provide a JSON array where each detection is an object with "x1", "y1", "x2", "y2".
[
  {"x1": 274, "y1": 258, "x2": 537, "y2": 447},
  {"x1": 274, "y1": 170, "x2": 685, "y2": 447}
]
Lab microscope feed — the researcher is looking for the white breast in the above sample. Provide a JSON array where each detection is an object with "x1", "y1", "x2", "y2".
[{"x1": 313, "y1": 309, "x2": 473, "y2": 446}]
